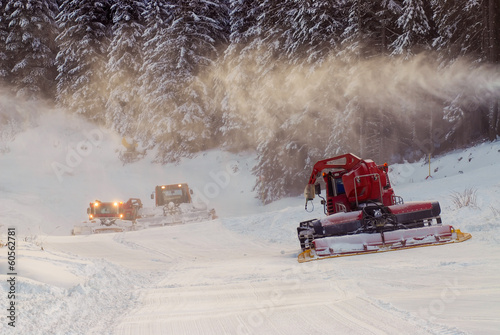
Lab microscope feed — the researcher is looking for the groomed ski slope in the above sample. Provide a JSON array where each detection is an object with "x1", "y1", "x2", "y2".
[{"x1": 0, "y1": 110, "x2": 499, "y2": 334}]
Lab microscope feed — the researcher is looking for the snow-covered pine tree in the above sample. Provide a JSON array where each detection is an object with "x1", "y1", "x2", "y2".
[
  {"x1": 431, "y1": 0, "x2": 475, "y2": 147},
  {"x1": 252, "y1": 130, "x2": 314, "y2": 204},
  {"x1": 337, "y1": 1, "x2": 402, "y2": 161},
  {"x1": 287, "y1": 0, "x2": 344, "y2": 64},
  {"x1": 340, "y1": 0, "x2": 401, "y2": 57},
  {"x1": 105, "y1": 0, "x2": 145, "y2": 137},
  {"x1": 250, "y1": 1, "x2": 347, "y2": 202},
  {"x1": 441, "y1": 93, "x2": 481, "y2": 148},
  {"x1": 247, "y1": 0, "x2": 298, "y2": 202},
  {"x1": 377, "y1": 0, "x2": 404, "y2": 54},
  {"x1": 227, "y1": 0, "x2": 260, "y2": 48},
  {"x1": 276, "y1": 1, "x2": 346, "y2": 192},
  {"x1": 150, "y1": 0, "x2": 229, "y2": 163},
  {"x1": 385, "y1": 1, "x2": 434, "y2": 161},
  {"x1": 4, "y1": 0, "x2": 59, "y2": 100},
  {"x1": 213, "y1": 0, "x2": 262, "y2": 151},
  {"x1": 432, "y1": 0, "x2": 498, "y2": 146},
  {"x1": 0, "y1": 1, "x2": 10, "y2": 85},
  {"x1": 390, "y1": 0, "x2": 431, "y2": 56},
  {"x1": 55, "y1": 0, "x2": 111, "y2": 120},
  {"x1": 484, "y1": 0, "x2": 500, "y2": 64},
  {"x1": 431, "y1": 0, "x2": 483, "y2": 60},
  {"x1": 139, "y1": 0, "x2": 175, "y2": 148},
  {"x1": 483, "y1": 0, "x2": 500, "y2": 140},
  {"x1": 252, "y1": 0, "x2": 289, "y2": 67}
]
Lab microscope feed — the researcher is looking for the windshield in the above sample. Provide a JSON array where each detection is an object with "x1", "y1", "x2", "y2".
[
  {"x1": 94, "y1": 203, "x2": 119, "y2": 215},
  {"x1": 161, "y1": 189, "x2": 185, "y2": 203}
]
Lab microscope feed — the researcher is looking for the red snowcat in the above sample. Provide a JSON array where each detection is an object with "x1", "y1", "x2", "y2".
[
  {"x1": 297, "y1": 153, "x2": 471, "y2": 262},
  {"x1": 73, "y1": 183, "x2": 217, "y2": 235},
  {"x1": 72, "y1": 198, "x2": 143, "y2": 235}
]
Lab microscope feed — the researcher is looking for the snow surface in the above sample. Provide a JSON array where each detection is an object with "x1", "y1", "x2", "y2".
[{"x1": 0, "y1": 110, "x2": 499, "y2": 334}]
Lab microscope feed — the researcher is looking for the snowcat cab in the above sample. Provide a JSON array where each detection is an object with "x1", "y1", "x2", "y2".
[
  {"x1": 153, "y1": 183, "x2": 192, "y2": 207},
  {"x1": 73, "y1": 198, "x2": 143, "y2": 235},
  {"x1": 147, "y1": 183, "x2": 217, "y2": 224},
  {"x1": 297, "y1": 153, "x2": 471, "y2": 262},
  {"x1": 87, "y1": 200, "x2": 124, "y2": 225},
  {"x1": 303, "y1": 153, "x2": 400, "y2": 215}
]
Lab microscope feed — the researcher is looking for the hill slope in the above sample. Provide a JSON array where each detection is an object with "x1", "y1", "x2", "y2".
[{"x1": 0, "y1": 111, "x2": 499, "y2": 334}]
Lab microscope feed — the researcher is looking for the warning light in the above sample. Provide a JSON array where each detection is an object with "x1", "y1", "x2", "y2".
[
  {"x1": 178, "y1": 184, "x2": 182, "y2": 187},
  {"x1": 161, "y1": 186, "x2": 166, "y2": 189},
  {"x1": 114, "y1": 202, "x2": 118, "y2": 206}
]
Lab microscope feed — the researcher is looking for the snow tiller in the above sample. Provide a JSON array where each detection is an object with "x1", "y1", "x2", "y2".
[
  {"x1": 138, "y1": 183, "x2": 217, "y2": 226},
  {"x1": 297, "y1": 154, "x2": 471, "y2": 263}
]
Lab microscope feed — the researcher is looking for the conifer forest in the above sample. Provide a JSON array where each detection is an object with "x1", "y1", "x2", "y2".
[{"x1": 1, "y1": 0, "x2": 499, "y2": 203}]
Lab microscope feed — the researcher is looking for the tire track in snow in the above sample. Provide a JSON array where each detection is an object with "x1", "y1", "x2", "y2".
[
  {"x1": 112, "y1": 232, "x2": 179, "y2": 261},
  {"x1": 362, "y1": 296, "x2": 469, "y2": 335},
  {"x1": 114, "y1": 278, "x2": 446, "y2": 335}
]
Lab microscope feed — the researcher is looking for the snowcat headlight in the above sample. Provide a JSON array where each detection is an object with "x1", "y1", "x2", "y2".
[
  {"x1": 114, "y1": 202, "x2": 118, "y2": 206},
  {"x1": 161, "y1": 186, "x2": 166, "y2": 189},
  {"x1": 120, "y1": 214, "x2": 123, "y2": 218},
  {"x1": 178, "y1": 184, "x2": 182, "y2": 187},
  {"x1": 89, "y1": 214, "x2": 93, "y2": 219}
]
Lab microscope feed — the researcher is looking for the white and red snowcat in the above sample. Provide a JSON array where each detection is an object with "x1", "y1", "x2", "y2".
[
  {"x1": 297, "y1": 153, "x2": 471, "y2": 263},
  {"x1": 138, "y1": 183, "x2": 217, "y2": 226},
  {"x1": 72, "y1": 198, "x2": 143, "y2": 235}
]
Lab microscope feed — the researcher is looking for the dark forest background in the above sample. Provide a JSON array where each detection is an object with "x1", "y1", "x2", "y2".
[{"x1": 1, "y1": 0, "x2": 499, "y2": 203}]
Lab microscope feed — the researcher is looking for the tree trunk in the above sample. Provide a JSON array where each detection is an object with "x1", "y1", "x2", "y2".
[
  {"x1": 359, "y1": 111, "x2": 365, "y2": 158},
  {"x1": 492, "y1": 100, "x2": 500, "y2": 140},
  {"x1": 488, "y1": 0, "x2": 498, "y2": 62},
  {"x1": 486, "y1": 0, "x2": 499, "y2": 140}
]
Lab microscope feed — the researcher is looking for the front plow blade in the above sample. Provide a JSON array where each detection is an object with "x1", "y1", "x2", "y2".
[
  {"x1": 298, "y1": 225, "x2": 471, "y2": 263},
  {"x1": 72, "y1": 220, "x2": 143, "y2": 235}
]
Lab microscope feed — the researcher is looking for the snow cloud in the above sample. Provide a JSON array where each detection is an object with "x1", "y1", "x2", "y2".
[
  {"x1": 214, "y1": 51, "x2": 500, "y2": 122},
  {"x1": 0, "y1": 88, "x2": 50, "y2": 153},
  {"x1": 210, "y1": 50, "x2": 500, "y2": 162}
]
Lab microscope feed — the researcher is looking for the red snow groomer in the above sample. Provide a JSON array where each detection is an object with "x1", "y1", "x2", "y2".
[
  {"x1": 297, "y1": 153, "x2": 471, "y2": 262},
  {"x1": 72, "y1": 198, "x2": 143, "y2": 235},
  {"x1": 87, "y1": 200, "x2": 124, "y2": 224},
  {"x1": 87, "y1": 199, "x2": 142, "y2": 224}
]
